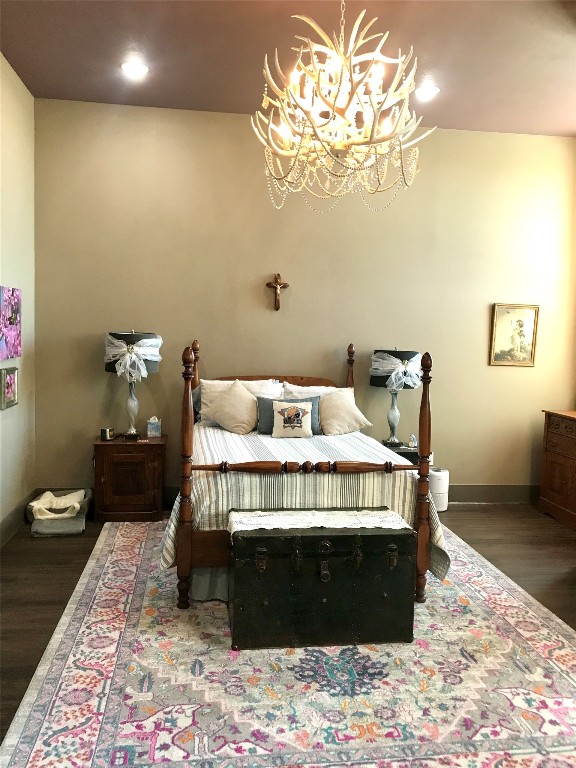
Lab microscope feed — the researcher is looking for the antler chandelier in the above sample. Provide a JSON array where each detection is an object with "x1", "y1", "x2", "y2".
[{"x1": 251, "y1": 0, "x2": 435, "y2": 210}]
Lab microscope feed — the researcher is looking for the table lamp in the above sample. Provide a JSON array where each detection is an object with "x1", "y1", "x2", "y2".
[
  {"x1": 369, "y1": 349, "x2": 422, "y2": 448},
  {"x1": 104, "y1": 331, "x2": 163, "y2": 438}
]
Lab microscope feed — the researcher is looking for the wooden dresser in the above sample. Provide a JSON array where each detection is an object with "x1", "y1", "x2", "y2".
[{"x1": 539, "y1": 411, "x2": 576, "y2": 530}]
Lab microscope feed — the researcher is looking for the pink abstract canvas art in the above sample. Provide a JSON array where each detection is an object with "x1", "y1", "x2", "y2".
[{"x1": 0, "y1": 286, "x2": 22, "y2": 360}]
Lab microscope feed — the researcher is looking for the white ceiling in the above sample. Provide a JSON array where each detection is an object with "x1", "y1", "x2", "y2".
[{"x1": 1, "y1": 0, "x2": 575, "y2": 136}]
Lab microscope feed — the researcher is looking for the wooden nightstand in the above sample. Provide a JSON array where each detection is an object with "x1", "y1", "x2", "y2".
[{"x1": 93, "y1": 436, "x2": 166, "y2": 522}]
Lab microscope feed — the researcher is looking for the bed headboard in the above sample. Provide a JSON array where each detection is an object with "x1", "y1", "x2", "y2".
[{"x1": 186, "y1": 341, "x2": 356, "y2": 390}]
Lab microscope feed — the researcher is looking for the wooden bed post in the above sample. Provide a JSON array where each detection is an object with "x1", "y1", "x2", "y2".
[
  {"x1": 346, "y1": 343, "x2": 355, "y2": 388},
  {"x1": 191, "y1": 341, "x2": 200, "y2": 387},
  {"x1": 415, "y1": 352, "x2": 432, "y2": 603},
  {"x1": 176, "y1": 340, "x2": 199, "y2": 609}
]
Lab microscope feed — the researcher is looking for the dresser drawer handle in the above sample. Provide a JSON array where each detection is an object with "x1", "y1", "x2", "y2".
[{"x1": 549, "y1": 438, "x2": 558, "y2": 447}]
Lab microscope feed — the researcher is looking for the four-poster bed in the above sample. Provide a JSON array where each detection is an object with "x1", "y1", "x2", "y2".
[{"x1": 161, "y1": 340, "x2": 449, "y2": 611}]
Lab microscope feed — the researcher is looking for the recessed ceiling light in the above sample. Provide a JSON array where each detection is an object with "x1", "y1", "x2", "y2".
[
  {"x1": 415, "y1": 77, "x2": 440, "y2": 103},
  {"x1": 121, "y1": 56, "x2": 149, "y2": 82}
]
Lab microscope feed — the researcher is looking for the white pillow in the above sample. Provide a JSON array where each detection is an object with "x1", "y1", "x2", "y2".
[
  {"x1": 208, "y1": 379, "x2": 257, "y2": 434},
  {"x1": 240, "y1": 379, "x2": 283, "y2": 398},
  {"x1": 272, "y1": 400, "x2": 313, "y2": 439},
  {"x1": 200, "y1": 378, "x2": 282, "y2": 422},
  {"x1": 320, "y1": 388, "x2": 372, "y2": 435},
  {"x1": 282, "y1": 383, "x2": 337, "y2": 399}
]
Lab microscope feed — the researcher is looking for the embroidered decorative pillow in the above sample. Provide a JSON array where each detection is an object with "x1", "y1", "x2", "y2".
[
  {"x1": 271, "y1": 400, "x2": 313, "y2": 439},
  {"x1": 282, "y1": 383, "x2": 337, "y2": 399},
  {"x1": 320, "y1": 388, "x2": 372, "y2": 435},
  {"x1": 207, "y1": 379, "x2": 258, "y2": 434},
  {"x1": 258, "y1": 395, "x2": 321, "y2": 435}
]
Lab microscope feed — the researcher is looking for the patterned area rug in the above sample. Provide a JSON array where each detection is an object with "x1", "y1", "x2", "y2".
[{"x1": 1, "y1": 522, "x2": 576, "y2": 768}]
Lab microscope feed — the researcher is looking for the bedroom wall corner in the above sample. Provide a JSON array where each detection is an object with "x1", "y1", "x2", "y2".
[{"x1": 0, "y1": 55, "x2": 36, "y2": 545}]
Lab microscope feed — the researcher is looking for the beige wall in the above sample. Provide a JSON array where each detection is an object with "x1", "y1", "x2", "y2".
[
  {"x1": 0, "y1": 56, "x2": 35, "y2": 538},
  {"x1": 33, "y1": 99, "x2": 575, "y2": 494}
]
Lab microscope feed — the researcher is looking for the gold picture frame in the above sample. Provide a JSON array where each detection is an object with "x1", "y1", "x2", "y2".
[
  {"x1": 0, "y1": 366, "x2": 18, "y2": 408},
  {"x1": 489, "y1": 304, "x2": 539, "y2": 366}
]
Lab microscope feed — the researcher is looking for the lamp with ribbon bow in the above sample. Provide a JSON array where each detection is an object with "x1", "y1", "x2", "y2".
[
  {"x1": 369, "y1": 349, "x2": 421, "y2": 448},
  {"x1": 104, "y1": 331, "x2": 163, "y2": 438}
]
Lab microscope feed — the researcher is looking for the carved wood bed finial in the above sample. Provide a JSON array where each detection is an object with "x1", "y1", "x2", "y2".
[
  {"x1": 182, "y1": 345, "x2": 194, "y2": 377},
  {"x1": 347, "y1": 343, "x2": 355, "y2": 388},
  {"x1": 191, "y1": 340, "x2": 200, "y2": 389}
]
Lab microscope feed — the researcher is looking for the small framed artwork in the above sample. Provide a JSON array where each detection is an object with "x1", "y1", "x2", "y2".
[
  {"x1": 489, "y1": 303, "x2": 539, "y2": 366},
  {"x1": 0, "y1": 367, "x2": 19, "y2": 409},
  {"x1": 0, "y1": 286, "x2": 22, "y2": 360}
]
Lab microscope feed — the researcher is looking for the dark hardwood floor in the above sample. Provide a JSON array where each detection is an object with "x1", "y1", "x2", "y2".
[
  {"x1": 1, "y1": 504, "x2": 575, "y2": 743},
  {"x1": 0, "y1": 519, "x2": 104, "y2": 741}
]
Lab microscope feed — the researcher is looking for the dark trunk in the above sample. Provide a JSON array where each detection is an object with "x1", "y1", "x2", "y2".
[{"x1": 229, "y1": 527, "x2": 416, "y2": 649}]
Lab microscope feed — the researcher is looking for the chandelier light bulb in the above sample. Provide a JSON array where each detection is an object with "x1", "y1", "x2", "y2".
[
  {"x1": 380, "y1": 115, "x2": 394, "y2": 136},
  {"x1": 368, "y1": 62, "x2": 386, "y2": 93}
]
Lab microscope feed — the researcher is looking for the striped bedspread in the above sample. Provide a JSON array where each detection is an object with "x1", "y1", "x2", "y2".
[{"x1": 159, "y1": 425, "x2": 450, "y2": 579}]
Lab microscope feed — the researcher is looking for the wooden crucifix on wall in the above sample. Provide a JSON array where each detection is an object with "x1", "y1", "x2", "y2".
[{"x1": 266, "y1": 273, "x2": 289, "y2": 311}]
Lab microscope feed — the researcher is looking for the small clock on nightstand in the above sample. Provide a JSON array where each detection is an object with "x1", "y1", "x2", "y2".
[{"x1": 93, "y1": 435, "x2": 166, "y2": 522}]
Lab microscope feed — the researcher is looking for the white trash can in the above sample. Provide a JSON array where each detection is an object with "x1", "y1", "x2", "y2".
[{"x1": 430, "y1": 467, "x2": 449, "y2": 512}]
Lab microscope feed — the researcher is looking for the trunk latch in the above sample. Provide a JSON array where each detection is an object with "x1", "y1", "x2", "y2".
[
  {"x1": 318, "y1": 539, "x2": 333, "y2": 554},
  {"x1": 255, "y1": 546, "x2": 268, "y2": 572},
  {"x1": 386, "y1": 543, "x2": 399, "y2": 569}
]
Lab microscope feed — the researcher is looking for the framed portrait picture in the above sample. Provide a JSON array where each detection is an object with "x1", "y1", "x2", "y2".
[
  {"x1": 489, "y1": 304, "x2": 539, "y2": 366},
  {"x1": 0, "y1": 367, "x2": 19, "y2": 409}
]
